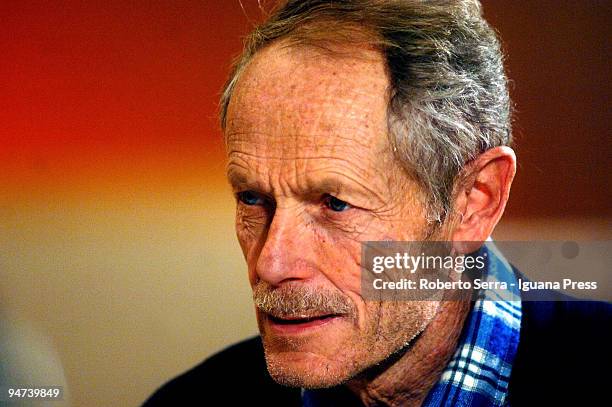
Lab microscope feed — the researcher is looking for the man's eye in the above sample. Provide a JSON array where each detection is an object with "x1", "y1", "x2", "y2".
[
  {"x1": 237, "y1": 191, "x2": 264, "y2": 206},
  {"x1": 324, "y1": 195, "x2": 351, "y2": 212}
]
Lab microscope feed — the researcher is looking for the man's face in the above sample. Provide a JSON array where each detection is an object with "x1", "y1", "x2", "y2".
[{"x1": 225, "y1": 42, "x2": 440, "y2": 388}]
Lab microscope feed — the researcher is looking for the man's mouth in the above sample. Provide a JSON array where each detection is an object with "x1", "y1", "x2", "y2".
[{"x1": 266, "y1": 313, "x2": 342, "y2": 334}]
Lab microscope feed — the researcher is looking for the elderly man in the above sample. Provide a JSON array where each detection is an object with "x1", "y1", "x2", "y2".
[{"x1": 144, "y1": 1, "x2": 610, "y2": 406}]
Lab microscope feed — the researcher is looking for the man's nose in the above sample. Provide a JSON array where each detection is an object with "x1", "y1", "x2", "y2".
[{"x1": 254, "y1": 208, "x2": 316, "y2": 286}]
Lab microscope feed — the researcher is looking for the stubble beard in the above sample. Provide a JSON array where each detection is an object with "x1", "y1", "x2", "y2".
[{"x1": 254, "y1": 281, "x2": 440, "y2": 388}]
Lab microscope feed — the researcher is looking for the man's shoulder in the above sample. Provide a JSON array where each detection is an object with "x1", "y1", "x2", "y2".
[
  {"x1": 509, "y1": 291, "x2": 612, "y2": 404},
  {"x1": 142, "y1": 336, "x2": 301, "y2": 406}
]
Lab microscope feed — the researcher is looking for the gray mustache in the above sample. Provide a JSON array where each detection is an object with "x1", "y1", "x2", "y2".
[{"x1": 252, "y1": 282, "x2": 355, "y2": 318}]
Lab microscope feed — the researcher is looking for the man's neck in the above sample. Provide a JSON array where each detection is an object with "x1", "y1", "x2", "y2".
[{"x1": 346, "y1": 298, "x2": 472, "y2": 407}]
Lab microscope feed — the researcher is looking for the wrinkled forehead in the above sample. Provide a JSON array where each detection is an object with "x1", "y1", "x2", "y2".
[{"x1": 224, "y1": 41, "x2": 392, "y2": 155}]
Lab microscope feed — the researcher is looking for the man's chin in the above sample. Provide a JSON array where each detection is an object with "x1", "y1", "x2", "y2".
[
  {"x1": 259, "y1": 319, "x2": 360, "y2": 388},
  {"x1": 263, "y1": 349, "x2": 354, "y2": 388}
]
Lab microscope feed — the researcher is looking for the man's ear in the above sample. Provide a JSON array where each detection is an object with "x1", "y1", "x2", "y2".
[{"x1": 450, "y1": 146, "x2": 516, "y2": 253}]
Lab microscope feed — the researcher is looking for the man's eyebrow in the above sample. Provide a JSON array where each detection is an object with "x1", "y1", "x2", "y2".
[
  {"x1": 227, "y1": 171, "x2": 250, "y2": 189},
  {"x1": 310, "y1": 177, "x2": 344, "y2": 195},
  {"x1": 314, "y1": 175, "x2": 389, "y2": 206},
  {"x1": 226, "y1": 172, "x2": 341, "y2": 194},
  {"x1": 309, "y1": 175, "x2": 384, "y2": 203},
  {"x1": 227, "y1": 170, "x2": 268, "y2": 194}
]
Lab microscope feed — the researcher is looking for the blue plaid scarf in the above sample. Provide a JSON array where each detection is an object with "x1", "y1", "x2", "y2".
[
  {"x1": 422, "y1": 242, "x2": 521, "y2": 406},
  {"x1": 303, "y1": 242, "x2": 522, "y2": 406}
]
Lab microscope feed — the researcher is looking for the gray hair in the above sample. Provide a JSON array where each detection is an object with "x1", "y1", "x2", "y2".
[{"x1": 219, "y1": 0, "x2": 512, "y2": 223}]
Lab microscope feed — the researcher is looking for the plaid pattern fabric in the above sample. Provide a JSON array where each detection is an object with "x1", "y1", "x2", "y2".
[
  {"x1": 423, "y1": 242, "x2": 521, "y2": 406},
  {"x1": 303, "y1": 241, "x2": 522, "y2": 407}
]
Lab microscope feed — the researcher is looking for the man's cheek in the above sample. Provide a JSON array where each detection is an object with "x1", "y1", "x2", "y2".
[
  {"x1": 316, "y1": 232, "x2": 362, "y2": 273},
  {"x1": 236, "y1": 211, "x2": 267, "y2": 237},
  {"x1": 235, "y1": 219, "x2": 265, "y2": 256}
]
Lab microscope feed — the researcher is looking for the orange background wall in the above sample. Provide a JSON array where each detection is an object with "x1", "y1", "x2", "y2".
[{"x1": 1, "y1": 1, "x2": 609, "y2": 406}]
